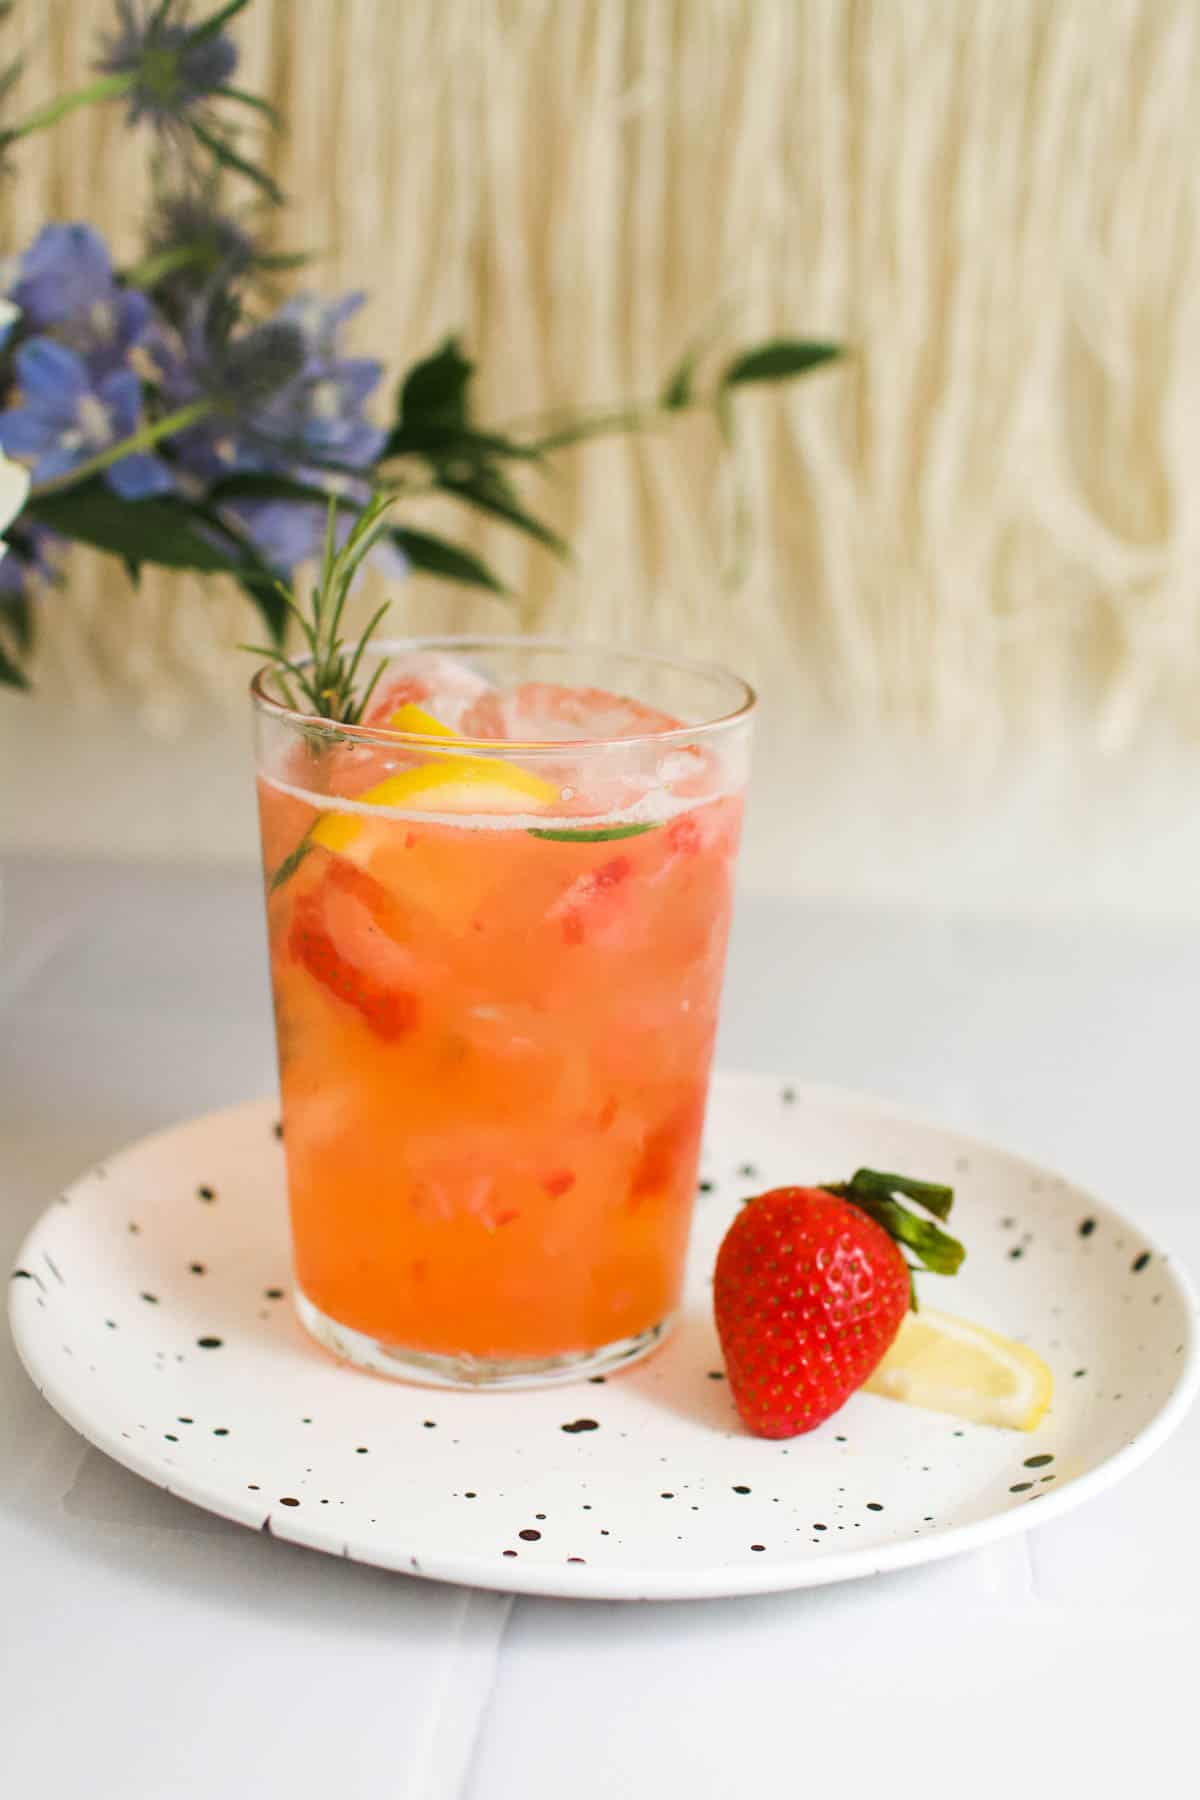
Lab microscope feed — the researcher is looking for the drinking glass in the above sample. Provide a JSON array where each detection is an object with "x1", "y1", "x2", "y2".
[{"x1": 252, "y1": 637, "x2": 754, "y2": 1387}]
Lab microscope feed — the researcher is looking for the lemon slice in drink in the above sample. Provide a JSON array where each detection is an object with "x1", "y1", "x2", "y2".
[
  {"x1": 311, "y1": 705, "x2": 558, "y2": 854},
  {"x1": 864, "y1": 1308, "x2": 1053, "y2": 1431}
]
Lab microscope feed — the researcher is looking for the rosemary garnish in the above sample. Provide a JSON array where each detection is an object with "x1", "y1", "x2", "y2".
[{"x1": 243, "y1": 491, "x2": 397, "y2": 724}]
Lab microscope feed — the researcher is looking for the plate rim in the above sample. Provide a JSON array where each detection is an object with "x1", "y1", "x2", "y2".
[{"x1": 10, "y1": 1078, "x2": 1200, "y2": 1602}]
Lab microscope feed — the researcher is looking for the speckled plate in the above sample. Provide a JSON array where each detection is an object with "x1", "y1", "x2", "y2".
[{"x1": 9, "y1": 1077, "x2": 1199, "y2": 1601}]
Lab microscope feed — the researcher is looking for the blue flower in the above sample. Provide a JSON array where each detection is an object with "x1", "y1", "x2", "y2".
[
  {"x1": 0, "y1": 337, "x2": 172, "y2": 498},
  {"x1": 223, "y1": 492, "x2": 409, "y2": 581},
  {"x1": 97, "y1": 1, "x2": 238, "y2": 131},
  {"x1": 241, "y1": 292, "x2": 386, "y2": 472},
  {"x1": 150, "y1": 286, "x2": 385, "y2": 492},
  {"x1": 11, "y1": 223, "x2": 153, "y2": 377},
  {"x1": 147, "y1": 295, "x2": 308, "y2": 482}
]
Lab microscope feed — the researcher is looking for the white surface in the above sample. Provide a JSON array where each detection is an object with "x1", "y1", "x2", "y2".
[
  {"x1": 12, "y1": 1084, "x2": 1197, "y2": 1603},
  {"x1": 3, "y1": 856, "x2": 1200, "y2": 1795}
]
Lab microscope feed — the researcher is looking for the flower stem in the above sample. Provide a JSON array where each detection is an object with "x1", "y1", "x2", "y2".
[
  {"x1": 29, "y1": 399, "x2": 215, "y2": 498},
  {"x1": 0, "y1": 71, "x2": 135, "y2": 145},
  {"x1": 123, "y1": 243, "x2": 214, "y2": 290}
]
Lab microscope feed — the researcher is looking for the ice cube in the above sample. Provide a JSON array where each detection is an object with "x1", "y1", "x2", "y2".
[
  {"x1": 460, "y1": 682, "x2": 682, "y2": 744},
  {"x1": 365, "y1": 651, "x2": 493, "y2": 734}
]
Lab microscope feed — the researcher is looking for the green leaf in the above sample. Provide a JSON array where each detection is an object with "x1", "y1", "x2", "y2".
[
  {"x1": 191, "y1": 0, "x2": 252, "y2": 42},
  {"x1": 528, "y1": 823, "x2": 658, "y2": 843},
  {"x1": 0, "y1": 587, "x2": 31, "y2": 651},
  {"x1": 26, "y1": 483, "x2": 247, "y2": 572},
  {"x1": 269, "y1": 838, "x2": 314, "y2": 894},
  {"x1": 436, "y1": 466, "x2": 569, "y2": 560},
  {"x1": 383, "y1": 420, "x2": 541, "y2": 464},
  {"x1": 399, "y1": 338, "x2": 473, "y2": 429},
  {"x1": 0, "y1": 637, "x2": 29, "y2": 688},
  {"x1": 723, "y1": 339, "x2": 841, "y2": 387},
  {"x1": 209, "y1": 472, "x2": 361, "y2": 511},
  {"x1": 238, "y1": 573, "x2": 291, "y2": 651},
  {"x1": 190, "y1": 117, "x2": 283, "y2": 205},
  {"x1": 215, "y1": 85, "x2": 281, "y2": 127},
  {"x1": 391, "y1": 527, "x2": 509, "y2": 596},
  {"x1": 661, "y1": 345, "x2": 702, "y2": 410},
  {"x1": 661, "y1": 366, "x2": 694, "y2": 411}
]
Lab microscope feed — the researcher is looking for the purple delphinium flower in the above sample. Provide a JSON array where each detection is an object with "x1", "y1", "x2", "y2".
[
  {"x1": 11, "y1": 224, "x2": 153, "y2": 378},
  {"x1": 0, "y1": 338, "x2": 172, "y2": 498},
  {"x1": 96, "y1": 1, "x2": 238, "y2": 132},
  {"x1": 222, "y1": 490, "x2": 409, "y2": 581}
]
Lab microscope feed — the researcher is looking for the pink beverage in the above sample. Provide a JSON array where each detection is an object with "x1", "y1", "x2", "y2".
[{"x1": 253, "y1": 640, "x2": 754, "y2": 1385}]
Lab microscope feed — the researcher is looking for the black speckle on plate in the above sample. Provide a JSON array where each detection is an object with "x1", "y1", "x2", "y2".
[
  {"x1": 518, "y1": 1528, "x2": 541, "y2": 1541},
  {"x1": 1131, "y1": 1251, "x2": 1151, "y2": 1273},
  {"x1": 278, "y1": 1496, "x2": 300, "y2": 1507},
  {"x1": 196, "y1": 1336, "x2": 223, "y2": 1349},
  {"x1": 197, "y1": 1186, "x2": 216, "y2": 1203},
  {"x1": 1078, "y1": 1218, "x2": 1096, "y2": 1238},
  {"x1": 561, "y1": 1418, "x2": 599, "y2": 1434},
  {"x1": 1009, "y1": 1482, "x2": 1034, "y2": 1493},
  {"x1": 1023, "y1": 1453, "x2": 1054, "y2": 1468}
]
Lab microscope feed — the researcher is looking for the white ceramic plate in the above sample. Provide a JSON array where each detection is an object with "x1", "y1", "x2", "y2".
[{"x1": 10, "y1": 1076, "x2": 1198, "y2": 1601}]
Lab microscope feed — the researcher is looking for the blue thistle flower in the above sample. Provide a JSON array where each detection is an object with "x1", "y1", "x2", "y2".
[
  {"x1": 96, "y1": 1, "x2": 238, "y2": 131},
  {"x1": 93, "y1": 2, "x2": 282, "y2": 203}
]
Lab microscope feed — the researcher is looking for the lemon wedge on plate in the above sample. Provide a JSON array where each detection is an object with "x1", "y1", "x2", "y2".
[
  {"x1": 311, "y1": 704, "x2": 558, "y2": 854},
  {"x1": 864, "y1": 1308, "x2": 1053, "y2": 1431}
]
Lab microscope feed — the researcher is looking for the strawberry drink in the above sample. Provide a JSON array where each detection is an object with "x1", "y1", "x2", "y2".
[{"x1": 253, "y1": 639, "x2": 754, "y2": 1386}]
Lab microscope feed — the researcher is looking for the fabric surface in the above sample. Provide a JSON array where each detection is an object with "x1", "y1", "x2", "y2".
[{"x1": 7, "y1": 0, "x2": 1200, "y2": 746}]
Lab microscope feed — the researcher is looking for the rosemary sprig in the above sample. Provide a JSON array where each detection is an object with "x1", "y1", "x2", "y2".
[{"x1": 242, "y1": 491, "x2": 396, "y2": 724}]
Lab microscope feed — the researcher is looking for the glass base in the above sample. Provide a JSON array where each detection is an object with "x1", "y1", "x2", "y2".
[{"x1": 294, "y1": 1287, "x2": 675, "y2": 1390}]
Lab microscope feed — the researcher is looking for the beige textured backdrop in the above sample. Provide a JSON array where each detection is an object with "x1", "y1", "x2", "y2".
[{"x1": 7, "y1": 0, "x2": 1200, "y2": 748}]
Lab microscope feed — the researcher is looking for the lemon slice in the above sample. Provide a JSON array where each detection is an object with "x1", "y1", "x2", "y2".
[
  {"x1": 311, "y1": 711, "x2": 558, "y2": 854},
  {"x1": 386, "y1": 702, "x2": 458, "y2": 739},
  {"x1": 864, "y1": 1308, "x2": 1053, "y2": 1431}
]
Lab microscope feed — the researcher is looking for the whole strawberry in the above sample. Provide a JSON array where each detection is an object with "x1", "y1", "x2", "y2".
[{"x1": 713, "y1": 1170, "x2": 965, "y2": 1438}]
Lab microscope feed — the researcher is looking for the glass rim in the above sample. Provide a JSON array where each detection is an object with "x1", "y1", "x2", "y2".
[{"x1": 249, "y1": 634, "x2": 756, "y2": 753}]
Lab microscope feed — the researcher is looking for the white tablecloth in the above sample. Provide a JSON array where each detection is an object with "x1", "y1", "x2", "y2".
[{"x1": 3, "y1": 857, "x2": 1196, "y2": 1798}]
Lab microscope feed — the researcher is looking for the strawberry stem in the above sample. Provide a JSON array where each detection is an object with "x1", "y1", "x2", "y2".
[
  {"x1": 822, "y1": 1167, "x2": 966, "y2": 1312},
  {"x1": 846, "y1": 1168, "x2": 954, "y2": 1222}
]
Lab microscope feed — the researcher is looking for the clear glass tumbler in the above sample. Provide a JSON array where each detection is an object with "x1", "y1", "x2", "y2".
[{"x1": 252, "y1": 637, "x2": 754, "y2": 1387}]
